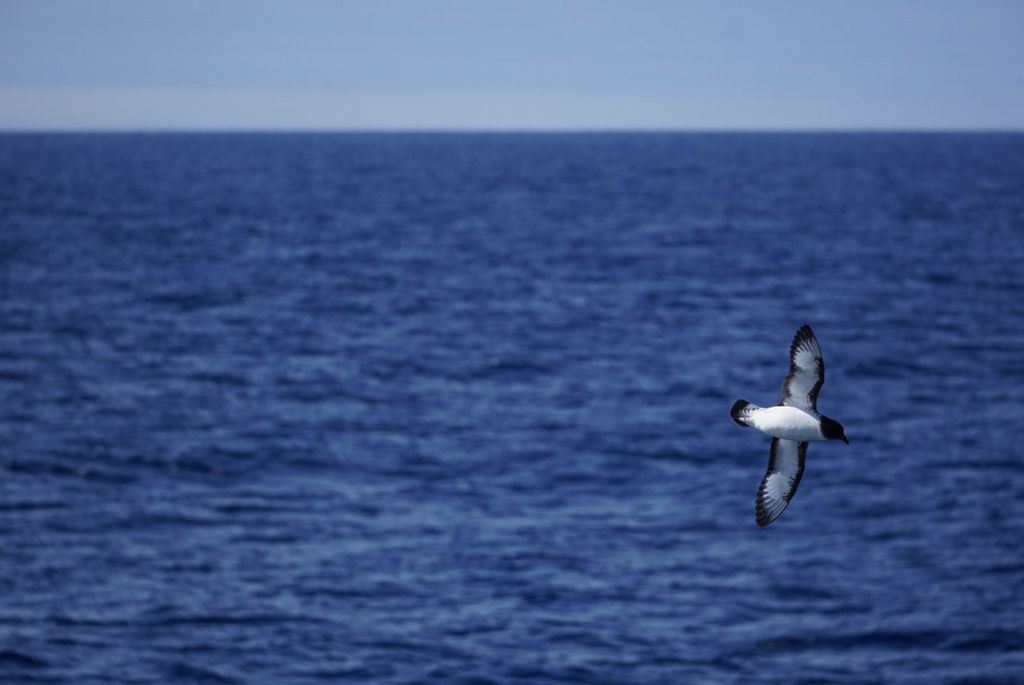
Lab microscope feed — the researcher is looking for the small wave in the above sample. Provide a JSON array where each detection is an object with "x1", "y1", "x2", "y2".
[
  {"x1": 145, "y1": 613, "x2": 330, "y2": 628},
  {"x1": 294, "y1": 665, "x2": 379, "y2": 680},
  {"x1": 943, "y1": 629, "x2": 1023, "y2": 653},
  {"x1": 504, "y1": 664, "x2": 603, "y2": 684},
  {"x1": 164, "y1": 661, "x2": 240, "y2": 685},
  {"x1": 143, "y1": 290, "x2": 244, "y2": 312},
  {"x1": 228, "y1": 533, "x2": 300, "y2": 544},
  {"x1": 0, "y1": 649, "x2": 48, "y2": 668},
  {"x1": 756, "y1": 629, "x2": 947, "y2": 652},
  {"x1": 0, "y1": 369, "x2": 33, "y2": 383},
  {"x1": 0, "y1": 459, "x2": 137, "y2": 484},
  {"x1": 212, "y1": 502, "x2": 304, "y2": 515},
  {"x1": 188, "y1": 371, "x2": 250, "y2": 387},
  {"x1": 0, "y1": 500, "x2": 65, "y2": 512},
  {"x1": 466, "y1": 358, "x2": 553, "y2": 381},
  {"x1": 768, "y1": 583, "x2": 839, "y2": 602}
]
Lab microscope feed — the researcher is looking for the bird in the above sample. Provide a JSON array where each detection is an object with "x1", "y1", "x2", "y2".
[{"x1": 730, "y1": 324, "x2": 848, "y2": 527}]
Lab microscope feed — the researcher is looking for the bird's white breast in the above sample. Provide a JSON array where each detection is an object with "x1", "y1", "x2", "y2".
[{"x1": 747, "y1": 406, "x2": 825, "y2": 442}]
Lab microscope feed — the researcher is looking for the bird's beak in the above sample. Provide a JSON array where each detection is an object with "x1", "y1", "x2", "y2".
[{"x1": 842, "y1": 436, "x2": 850, "y2": 445}]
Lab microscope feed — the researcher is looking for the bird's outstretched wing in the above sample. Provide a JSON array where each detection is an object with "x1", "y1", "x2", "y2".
[
  {"x1": 755, "y1": 438, "x2": 808, "y2": 527},
  {"x1": 780, "y1": 324, "x2": 824, "y2": 412}
]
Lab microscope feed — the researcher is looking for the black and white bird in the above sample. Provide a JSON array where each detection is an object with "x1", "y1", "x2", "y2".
[{"x1": 730, "y1": 325, "x2": 848, "y2": 527}]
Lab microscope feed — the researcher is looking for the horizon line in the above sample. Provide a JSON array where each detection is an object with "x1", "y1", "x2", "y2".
[{"x1": 2, "y1": 126, "x2": 1023, "y2": 135}]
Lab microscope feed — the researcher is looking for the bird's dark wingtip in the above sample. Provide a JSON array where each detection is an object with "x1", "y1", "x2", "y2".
[
  {"x1": 793, "y1": 323, "x2": 814, "y2": 344},
  {"x1": 730, "y1": 399, "x2": 750, "y2": 426}
]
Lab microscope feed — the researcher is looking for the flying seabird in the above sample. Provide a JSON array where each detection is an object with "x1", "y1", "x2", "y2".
[{"x1": 730, "y1": 324, "x2": 848, "y2": 527}]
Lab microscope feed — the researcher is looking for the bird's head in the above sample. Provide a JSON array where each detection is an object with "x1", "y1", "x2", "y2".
[{"x1": 821, "y1": 416, "x2": 849, "y2": 444}]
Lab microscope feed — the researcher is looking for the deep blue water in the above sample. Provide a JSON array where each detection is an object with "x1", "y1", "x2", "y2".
[{"x1": 1, "y1": 133, "x2": 1023, "y2": 684}]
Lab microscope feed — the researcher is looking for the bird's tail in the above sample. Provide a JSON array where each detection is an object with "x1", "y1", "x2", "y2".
[{"x1": 730, "y1": 399, "x2": 760, "y2": 427}]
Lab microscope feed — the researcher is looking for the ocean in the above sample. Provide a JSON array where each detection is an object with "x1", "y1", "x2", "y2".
[{"x1": 1, "y1": 132, "x2": 1022, "y2": 684}]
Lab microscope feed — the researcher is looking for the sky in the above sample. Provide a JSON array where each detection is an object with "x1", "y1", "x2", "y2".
[{"x1": 0, "y1": 0, "x2": 1022, "y2": 130}]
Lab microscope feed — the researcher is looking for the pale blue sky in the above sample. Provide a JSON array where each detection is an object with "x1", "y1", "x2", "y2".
[{"x1": 1, "y1": 0, "x2": 1022, "y2": 130}]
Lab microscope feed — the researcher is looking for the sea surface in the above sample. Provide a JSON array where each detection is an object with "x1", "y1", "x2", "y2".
[{"x1": 1, "y1": 132, "x2": 1023, "y2": 684}]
